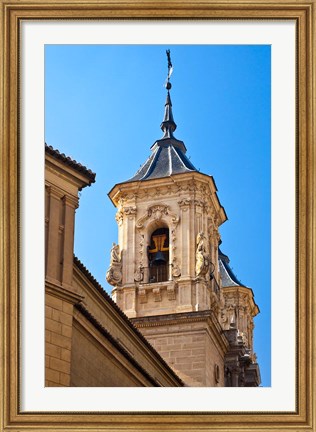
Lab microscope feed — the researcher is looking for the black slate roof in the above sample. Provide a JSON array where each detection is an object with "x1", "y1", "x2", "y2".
[
  {"x1": 218, "y1": 248, "x2": 245, "y2": 287},
  {"x1": 126, "y1": 89, "x2": 198, "y2": 183},
  {"x1": 128, "y1": 142, "x2": 197, "y2": 182}
]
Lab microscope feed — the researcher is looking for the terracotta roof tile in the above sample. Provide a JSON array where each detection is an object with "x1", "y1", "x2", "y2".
[{"x1": 45, "y1": 144, "x2": 96, "y2": 183}]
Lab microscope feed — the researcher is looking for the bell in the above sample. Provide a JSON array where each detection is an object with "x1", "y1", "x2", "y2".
[{"x1": 152, "y1": 250, "x2": 167, "y2": 266}]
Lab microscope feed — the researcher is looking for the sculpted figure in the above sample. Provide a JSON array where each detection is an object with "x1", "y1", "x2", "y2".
[
  {"x1": 106, "y1": 242, "x2": 122, "y2": 286},
  {"x1": 110, "y1": 242, "x2": 121, "y2": 264},
  {"x1": 195, "y1": 231, "x2": 211, "y2": 277}
]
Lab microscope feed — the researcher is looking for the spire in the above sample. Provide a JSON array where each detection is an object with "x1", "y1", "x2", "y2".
[
  {"x1": 125, "y1": 50, "x2": 197, "y2": 183},
  {"x1": 161, "y1": 91, "x2": 177, "y2": 138},
  {"x1": 160, "y1": 50, "x2": 177, "y2": 139}
]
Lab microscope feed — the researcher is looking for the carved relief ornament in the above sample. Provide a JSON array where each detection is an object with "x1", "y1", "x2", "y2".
[{"x1": 136, "y1": 204, "x2": 179, "y2": 229}]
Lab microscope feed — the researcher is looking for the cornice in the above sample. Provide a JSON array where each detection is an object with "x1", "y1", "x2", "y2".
[
  {"x1": 45, "y1": 279, "x2": 84, "y2": 305},
  {"x1": 46, "y1": 153, "x2": 95, "y2": 191},
  {"x1": 132, "y1": 309, "x2": 229, "y2": 353},
  {"x1": 222, "y1": 285, "x2": 260, "y2": 314}
]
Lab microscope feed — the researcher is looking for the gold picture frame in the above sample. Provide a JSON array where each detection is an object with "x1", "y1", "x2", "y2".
[{"x1": 0, "y1": 0, "x2": 315, "y2": 430}]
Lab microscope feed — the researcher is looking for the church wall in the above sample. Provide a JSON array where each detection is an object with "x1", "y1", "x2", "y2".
[
  {"x1": 70, "y1": 315, "x2": 155, "y2": 387},
  {"x1": 45, "y1": 291, "x2": 75, "y2": 387},
  {"x1": 132, "y1": 312, "x2": 228, "y2": 387},
  {"x1": 205, "y1": 331, "x2": 225, "y2": 386}
]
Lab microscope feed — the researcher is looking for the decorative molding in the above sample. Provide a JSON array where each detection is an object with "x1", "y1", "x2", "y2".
[
  {"x1": 136, "y1": 204, "x2": 180, "y2": 229},
  {"x1": 171, "y1": 263, "x2": 181, "y2": 278},
  {"x1": 167, "y1": 285, "x2": 176, "y2": 301},
  {"x1": 62, "y1": 194, "x2": 79, "y2": 209},
  {"x1": 134, "y1": 265, "x2": 144, "y2": 282},
  {"x1": 45, "y1": 280, "x2": 84, "y2": 305},
  {"x1": 178, "y1": 198, "x2": 191, "y2": 209},
  {"x1": 138, "y1": 288, "x2": 147, "y2": 304},
  {"x1": 152, "y1": 287, "x2": 162, "y2": 302},
  {"x1": 115, "y1": 209, "x2": 123, "y2": 226},
  {"x1": 106, "y1": 263, "x2": 122, "y2": 286},
  {"x1": 124, "y1": 206, "x2": 137, "y2": 215}
]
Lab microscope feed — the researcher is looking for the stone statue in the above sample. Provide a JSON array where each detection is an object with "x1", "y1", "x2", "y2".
[
  {"x1": 110, "y1": 242, "x2": 121, "y2": 264},
  {"x1": 106, "y1": 242, "x2": 122, "y2": 286},
  {"x1": 195, "y1": 231, "x2": 210, "y2": 277}
]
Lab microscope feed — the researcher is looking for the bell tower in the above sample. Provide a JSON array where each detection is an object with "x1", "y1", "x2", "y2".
[{"x1": 106, "y1": 51, "x2": 260, "y2": 387}]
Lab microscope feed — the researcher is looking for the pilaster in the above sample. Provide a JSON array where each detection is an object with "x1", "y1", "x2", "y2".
[{"x1": 46, "y1": 186, "x2": 64, "y2": 283}]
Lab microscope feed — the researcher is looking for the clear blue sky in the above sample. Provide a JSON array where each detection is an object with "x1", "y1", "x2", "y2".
[{"x1": 45, "y1": 44, "x2": 271, "y2": 386}]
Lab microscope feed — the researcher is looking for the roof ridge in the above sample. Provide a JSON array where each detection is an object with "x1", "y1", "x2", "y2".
[{"x1": 140, "y1": 146, "x2": 161, "y2": 180}]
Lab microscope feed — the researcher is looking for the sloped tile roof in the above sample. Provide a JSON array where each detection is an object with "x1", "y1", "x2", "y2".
[{"x1": 45, "y1": 144, "x2": 96, "y2": 183}]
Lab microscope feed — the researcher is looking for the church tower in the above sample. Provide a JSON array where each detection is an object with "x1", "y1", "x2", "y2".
[{"x1": 107, "y1": 52, "x2": 260, "y2": 387}]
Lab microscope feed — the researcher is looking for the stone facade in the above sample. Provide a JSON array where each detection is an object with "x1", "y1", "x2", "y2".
[{"x1": 109, "y1": 173, "x2": 226, "y2": 317}]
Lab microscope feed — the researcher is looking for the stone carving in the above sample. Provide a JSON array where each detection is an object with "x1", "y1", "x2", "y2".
[
  {"x1": 115, "y1": 209, "x2": 123, "y2": 226},
  {"x1": 195, "y1": 231, "x2": 211, "y2": 277},
  {"x1": 178, "y1": 198, "x2": 191, "y2": 209},
  {"x1": 123, "y1": 206, "x2": 137, "y2": 215},
  {"x1": 134, "y1": 265, "x2": 144, "y2": 282},
  {"x1": 136, "y1": 204, "x2": 179, "y2": 229},
  {"x1": 110, "y1": 242, "x2": 121, "y2": 264},
  {"x1": 106, "y1": 242, "x2": 122, "y2": 286},
  {"x1": 172, "y1": 263, "x2": 181, "y2": 278},
  {"x1": 170, "y1": 228, "x2": 181, "y2": 277},
  {"x1": 137, "y1": 234, "x2": 145, "y2": 268}
]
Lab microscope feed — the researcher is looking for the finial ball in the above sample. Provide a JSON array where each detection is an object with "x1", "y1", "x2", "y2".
[{"x1": 165, "y1": 81, "x2": 172, "y2": 90}]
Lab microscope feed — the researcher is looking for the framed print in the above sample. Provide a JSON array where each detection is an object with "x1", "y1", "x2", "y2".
[{"x1": 0, "y1": 1, "x2": 315, "y2": 431}]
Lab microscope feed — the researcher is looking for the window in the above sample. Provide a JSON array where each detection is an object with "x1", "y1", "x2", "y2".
[{"x1": 148, "y1": 227, "x2": 169, "y2": 283}]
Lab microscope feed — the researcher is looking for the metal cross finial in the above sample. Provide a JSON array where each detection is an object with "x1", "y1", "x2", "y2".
[{"x1": 165, "y1": 49, "x2": 173, "y2": 89}]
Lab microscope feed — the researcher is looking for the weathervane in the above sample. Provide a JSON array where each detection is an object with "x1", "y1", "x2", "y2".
[{"x1": 165, "y1": 49, "x2": 173, "y2": 90}]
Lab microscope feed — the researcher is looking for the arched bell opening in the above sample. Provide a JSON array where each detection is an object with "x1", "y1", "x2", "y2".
[{"x1": 148, "y1": 227, "x2": 169, "y2": 283}]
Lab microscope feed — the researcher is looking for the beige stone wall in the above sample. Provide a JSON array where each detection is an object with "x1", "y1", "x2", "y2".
[
  {"x1": 70, "y1": 315, "x2": 154, "y2": 387},
  {"x1": 146, "y1": 331, "x2": 206, "y2": 386},
  {"x1": 45, "y1": 151, "x2": 90, "y2": 386},
  {"x1": 45, "y1": 292, "x2": 74, "y2": 386},
  {"x1": 133, "y1": 312, "x2": 227, "y2": 387}
]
